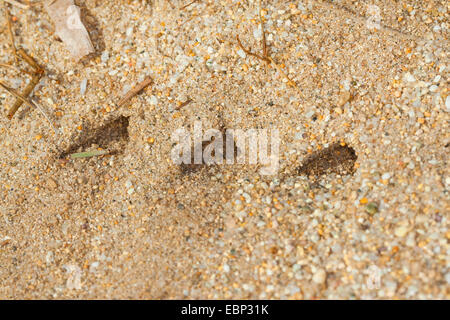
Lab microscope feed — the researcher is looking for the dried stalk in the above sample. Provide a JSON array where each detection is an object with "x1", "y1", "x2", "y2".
[
  {"x1": 117, "y1": 76, "x2": 153, "y2": 107},
  {"x1": 0, "y1": 81, "x2": 58, "y2": 134}
]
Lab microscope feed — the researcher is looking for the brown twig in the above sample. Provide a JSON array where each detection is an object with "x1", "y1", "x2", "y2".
[
  {"x1": 268, "y1": 56, "x2": 303, "y2": 95},
  {"x1": 180, "y1": 0, "x2": 198, "y2": 10},
  {"x1": 175, "y1": 97, "x2": 193, "y2": 110},
  {"x1": 166, "y1": 0, "x2": 175, "y2": 9},
  {"x1": 237, "y1": 15, "x2": 304, "y2": 97},
  {"x1": 258, "y1": 0, "x2": 267, "y2": 59},
  {"x1": 117, "y1": 76, "x2": 153, "y2": 107},
  {"x1": 236, "y1": 35, "x2": 270, "y2": 63},
  {"x1": 0, "y1": 81, "x2": 58, "y2": 134},
  {"x1": 7, "y1": 74, "x2": 41, "y2": 119},
  {"x1": 4, "y1": 48, "x2": 44, "y2": 119},
  {"x1": 16, "y1": 48, "x2": 44, "y2": 75},
  {"x1": 3, "y1": 2, "x2": 17, "y2": 63}
]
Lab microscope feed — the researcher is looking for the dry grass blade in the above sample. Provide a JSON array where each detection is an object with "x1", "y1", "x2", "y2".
[
  {"x1": 176, "y1": 97, "x2": 193, "y2": 110},
  {"x1": 117, "y1": 76, "x2": 153, "y2": 107},
  {"x1": 0, "y1": 81, "x2": 59, "y2": 134},
  {"x1": 180, "y1": 0, "x2": 198, "y2": 10},
  {"x1": 258, "y1": 0, "x2": 267, "y2": 59},
  {"x1": 236, "y1": 35, "x2": 270, "y2": 63},
  {"x1": 16, "y1": 48, "x2": 44, "y2": 75},
  {"x1": 237, "y1": 8, "x2": 305, "y2": 98},
  {"x1": 3, "y1": 2, "x2": 17, "y2": 62},
  {"x1": 70, "y1": 149, "x2": 108, "y2": 159},
  {"x1": 3, "y1": 48, "x2": 45, "y2": 119},
  {"x1": 7, "y1": 74, "x2": 40, "y2": 119}
]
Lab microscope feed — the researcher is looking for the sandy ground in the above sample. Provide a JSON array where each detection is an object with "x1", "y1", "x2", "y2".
[{"x1": 0, "y1": 0, "x2": 448, "y2": 299}]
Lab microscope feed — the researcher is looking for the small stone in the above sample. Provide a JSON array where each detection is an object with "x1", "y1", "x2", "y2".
[
  {"x1": 46, "y1": 251, "x2": 54, "y2": 264},
  {"x1": 445, "y1": 96, "x2": 450, "y2": 112},
  {"x1": 46, "y1": 178, "x2": 58, "y2": 190},
  {"x1": 101, "y1": 51, "x2": 109, "y2": 63},
  {"x1": 429, "y1": 85, "x2": 438, "y2": 92},
  {"x1": 337, "y1": 91, "x2": 351, "y2": 107},
  {"x1": 365, "y1": 202, "x2": 378, "y2": 215},
  {"x1": 125, "y1": 180, "x2": 133, "y2": 189},
  {"x1": 80, "y1": 79, "x2": 87, "y2": 96},
  {"x1": 395, "y1": 225, "x2": 409, "y2": 237},
  {"x1": 253, "y1": 27, "x2": 262, "y2": 39},
  {"x1": 237, "y1": 49, "x2": 246, "y2": 59},
  {"x1": 89, "y1": 261, "x2": 99, "y2": 273},
  {"x1": 312, "y1": 269, "x2": 326, "y2": 284},
  {"x1": 149, "y1": 95, "x2": 158, "y2": 106},
  {"x1": 404, "y1": 73, "x2": 416, "y2": 83},
  {"x1": 126, "y1": 26, "x2": 134, "y2": 38}
]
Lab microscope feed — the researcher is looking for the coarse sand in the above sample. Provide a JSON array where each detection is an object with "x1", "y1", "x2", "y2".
[{"x1": 0, "y1": 0, "x2": 448, "y2": 299}]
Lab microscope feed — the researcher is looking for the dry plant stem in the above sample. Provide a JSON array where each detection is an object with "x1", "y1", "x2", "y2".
[
  {"x1": 180, "y1": 0, "x2": 198, "y2": 10},
  {"x1": 70, "y1": 150, "x2": 108, "y2": 159},
  {"x1": 166, "y1": 0, "x2": 175, "y2": 9},
  {"x1": 237, "y1": 36, "x2": 304, "y2": 98},
  {"x1": 117, "y1": 76, "x2": 153, "y2": 107},
  {"x1": 16, "y1": 48, "x2": 44, "y2": 74},
  {"x1": 236, "y1": 35, "x2": 270, "y2": 63},
  {"x1": 0, "y1": 0, "x2": 29, "y2": 9},
  {"x1": 258, "y1": 0, "x2": 267, "y2": 59},
  {"x1": 5, "y1": 48, "x2": 44, "y2": 119},
  {"x1": 0, "y1": 81, "x2": 58, "y2": 134},
  {"x1": 7, "y1": 74, "x2": 40, "y2": 119},
  {"x1": 176, "y1": 98, "x2": 193, "y2": 110},
  {"x1": 3, "y1": 2, "x2": 17, "y2": 63},
  {"x1": 268, "y1": 56, "x2": 304, "y2": 97}
]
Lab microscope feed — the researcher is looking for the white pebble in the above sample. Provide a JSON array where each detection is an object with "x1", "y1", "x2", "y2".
[
  {"x1": 149, "y1": 95, "x2": 158, "y2": 106},
  {"x1": 429, "y1": 85, "x2": 438, "y2": 92},
  {"x1": 381, "y1": 172, "x2": 391, "y2": 180},
  {"x1": 80, "y1": 79, "x2": 87, "y2": 96},
  {"x1": 253, "y1": 27, "x2": 262, "y2": 39},
  {"x1": 395, "y1": 226, "x2": 408, "y2": 237},
  {"x1": 312, "y1": 269, "x2": 327, "y2": 284},
  {"x1": 404, "y1": 73, "x2": 416, "y2": 83},
  {"x1": 101, "y1": 51, "x2": 109, "y2": 63},
  {"x1": 126, "y1": 26, "x2": 134, "y2": 38},
  {"x1": 237, "y1": 49, "x2": 246, "y2": 59},
  {"x1": 46, "y1": 251, "x2": 54, "y2": 264}
]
